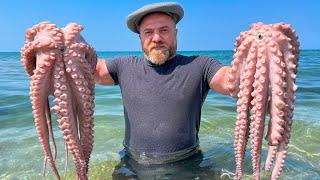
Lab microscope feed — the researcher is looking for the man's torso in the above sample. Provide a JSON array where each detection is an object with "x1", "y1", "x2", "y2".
[{"x1": 106, "y1": 54, "x2": 223, "y2": 163}]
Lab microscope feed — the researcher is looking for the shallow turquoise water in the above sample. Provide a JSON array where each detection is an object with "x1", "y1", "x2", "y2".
[{"x1": 0, "y1": 51, "x2": 319, "y2": 179}]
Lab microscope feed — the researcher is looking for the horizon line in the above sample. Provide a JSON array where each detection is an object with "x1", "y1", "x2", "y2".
[{"x1": 0, "y1": 49, "x2": 319, "y2": 53}]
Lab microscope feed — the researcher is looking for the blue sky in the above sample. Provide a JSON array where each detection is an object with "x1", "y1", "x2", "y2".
[{"x1": 0, "y1": 0, "x2": 319, "y2": 51}]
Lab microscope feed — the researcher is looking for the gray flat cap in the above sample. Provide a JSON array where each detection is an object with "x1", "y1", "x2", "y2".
[{"x1": 126, "y1": 2, "x2": 184, "y2": 33}]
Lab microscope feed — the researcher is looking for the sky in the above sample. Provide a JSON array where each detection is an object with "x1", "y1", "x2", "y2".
[{"x1": 0, "y1": 0, "x2": 319, "y2": 52}]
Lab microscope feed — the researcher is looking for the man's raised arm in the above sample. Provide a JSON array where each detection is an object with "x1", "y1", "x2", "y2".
[
  {"x1": 94, "y1": 59, "x2": 115, "y2": 85},
  {"x1": 209, "y1": 66, "x2": 232, "y2": 96}
]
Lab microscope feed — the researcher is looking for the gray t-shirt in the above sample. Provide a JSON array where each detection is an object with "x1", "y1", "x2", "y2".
[{"x1": 106, "y1": 54, "x2": 223, "y2": 163}]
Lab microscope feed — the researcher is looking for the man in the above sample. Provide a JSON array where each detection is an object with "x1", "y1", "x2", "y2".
[{"x1": 94, "y1": 2, "x2": 231, "y2": 178}]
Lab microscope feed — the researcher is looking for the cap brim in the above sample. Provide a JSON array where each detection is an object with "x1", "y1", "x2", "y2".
[{"x1": 126, "y1": 2, "x2": 184, "y2": 33}]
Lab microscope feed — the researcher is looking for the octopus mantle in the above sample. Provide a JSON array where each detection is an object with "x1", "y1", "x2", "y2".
[
  {"x1": 21, "y1": 22, "x2": 97, "y2": 179},
  {"x1": 227, "y1": 22, "x2": 299, "y2": 179}
]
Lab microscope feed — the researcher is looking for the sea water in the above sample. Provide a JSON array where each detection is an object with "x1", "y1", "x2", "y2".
[{"x1": 0, "y1": 50, "x2": 319, "y2": 179}]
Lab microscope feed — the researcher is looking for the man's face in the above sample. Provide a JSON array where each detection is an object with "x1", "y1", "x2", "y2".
[{"x1": 139, "y1": 12, "x2": 177, "y2": 65}]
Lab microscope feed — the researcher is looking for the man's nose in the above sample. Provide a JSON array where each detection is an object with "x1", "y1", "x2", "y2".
[{"x1": 151, "y1": 33, "x2": 162, "y2": 43}]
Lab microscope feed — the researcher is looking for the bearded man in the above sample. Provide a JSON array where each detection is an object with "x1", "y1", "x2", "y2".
[{"x1": 94, "y1": 2, "x2": 232, "y2": 179}]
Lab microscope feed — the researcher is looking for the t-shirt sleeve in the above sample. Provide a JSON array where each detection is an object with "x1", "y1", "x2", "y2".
[
  {"x1": 105, "y1": 57, "x2": 122, "y2": 85},
  {"x1": 203, "y1": 56, "x2": 224, "y2": 85}
]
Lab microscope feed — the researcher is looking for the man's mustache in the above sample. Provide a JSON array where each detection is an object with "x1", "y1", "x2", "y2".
[{"x1": 149, "y1": 44, "x2": 168, "y2": 51}]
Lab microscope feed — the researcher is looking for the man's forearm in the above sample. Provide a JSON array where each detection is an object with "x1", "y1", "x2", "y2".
[
  {"x1": 210, "y1": 66, "x2": 232, "y2": 96},
  {"x1": 94, "y1": 59, "x2": 115, "y2": 85}
]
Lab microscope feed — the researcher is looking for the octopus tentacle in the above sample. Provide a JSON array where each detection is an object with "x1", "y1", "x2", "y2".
[
  {"x1": 265, "y1": 40, "x2": 287, "y2": 146},
  {"x1": 63, "y1": 142, "x2": 69, "y2": 172},
  {"x1": 250, "y1": 42, "x2": 270, "y2": 179},
  {"x1": 264, "y1": 26, "x2": 297, "y2": 172},
  {"x1": 270, "y1": 83, "x2": 296, "y2": 179},
  {"x1": 227, "y1": 37, "x2": 253, "y2": 97},
  {"x1": 52, "y1": 56, "x2": 87, "y2": 179},
  {"x1": 21, "y1": 22, "x2": 64, "y2": 180},
  {"x1": 62, "y1": 23, "x2": 96, "y2": 175},
  {"x1": 264, "y1": 29, "x2": 297, "y2": 172},
  {"x1": 30, "y1": 52, "x2": 60, "y2": 179},
  {"x1": 43, "y1": 156, "x2": 48, "y2": 176},
  {"x1": 272, "y1": 23, "x2": 300, "y2": 58},
  {"x1": 264, "y1": 145, "x2": 277, "y2": 171},
  {"x1": 43, "y1": 99, "x2": 58, "y2": 176},
  {"x1": 234, "y1": 40, "x2": 257, "y2": 179},
  {"x1": 21, "y1": 22, "x2": 63, "y2": 76},
  {"x1": 45, "y1": 99, "x2": 58, "y2": 161},
  {"x1": 269, "y1": 33, "x2": 298, "y2": 179},
  {"x1": 21, "y1": 39, "x2": 58, "y2": 76}
]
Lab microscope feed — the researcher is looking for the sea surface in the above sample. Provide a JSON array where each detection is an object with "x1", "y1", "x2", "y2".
[{"x1": 0, "y1": 50, "x2": 319, "y2": 179}]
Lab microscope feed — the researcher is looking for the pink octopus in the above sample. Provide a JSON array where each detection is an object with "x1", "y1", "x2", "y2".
[
  {"x1": 227, "y1": 22, "x2": 299, "y2": 179},
  {"x1": 21, "y1": 22, "x2": 96, "y2": 179}
]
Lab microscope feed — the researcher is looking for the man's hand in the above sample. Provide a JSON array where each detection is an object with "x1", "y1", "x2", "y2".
[
  {"x1": 209, "y1": 66, "x2": 231, "y2": 95},
  {"x1": 94, "y1": 59, "x2": 115, "y2": 85}
]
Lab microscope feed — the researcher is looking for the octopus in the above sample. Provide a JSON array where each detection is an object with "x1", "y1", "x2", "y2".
[
  {"x1": 227, "y1": 22, "x2": 300, "y2": 180},
  {"x1": 21, "y1": 22, "x2": 97, "y2": 180}
]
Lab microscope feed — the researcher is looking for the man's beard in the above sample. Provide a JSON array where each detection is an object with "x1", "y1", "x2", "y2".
[
  {"x1": 145, "y1": 49, "x2": 170, "y2": 65},
  {"x1": 144, "y1": 42, "x2": 176, "y2": 65}
]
